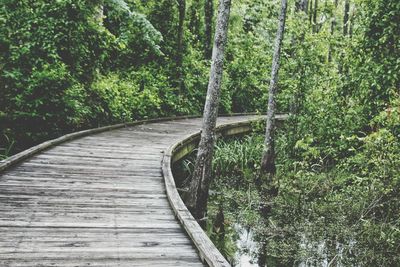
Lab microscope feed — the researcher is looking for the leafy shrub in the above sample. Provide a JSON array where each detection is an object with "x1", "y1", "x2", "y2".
[
  {"x1": 1, "y1": 62, "x2": 87, "y2": 148},
  {"x1": 90, "y1": 72, "x2": 162, "y2": 123}
]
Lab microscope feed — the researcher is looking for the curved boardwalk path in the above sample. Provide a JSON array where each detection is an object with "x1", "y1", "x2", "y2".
[{"x1": 0, "y1": 115, "x2": 263, "y2": 267}]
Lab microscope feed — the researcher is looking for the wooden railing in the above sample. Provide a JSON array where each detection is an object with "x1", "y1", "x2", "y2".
[
  {"x1": 0, "y1": 116, "x2": 198, "y2": 173},
  {"x1": 162, "y1": 114, "x2": 287, "y2": 267}
]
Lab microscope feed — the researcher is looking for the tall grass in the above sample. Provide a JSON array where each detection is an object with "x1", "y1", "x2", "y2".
[
  {"x1": 213, "y1": 135, "x2": 263, "y2": 185},
  {"x1": 0, "y1": 134, "x2": 15, "y2": 160}
]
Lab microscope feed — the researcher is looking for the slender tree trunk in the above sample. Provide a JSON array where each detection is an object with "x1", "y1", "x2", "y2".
[
  {"x1": 258, "y1": 3, "x2": 288, "y2": 263},
  {"x1": 343, "y1": 0, "x2": 350, "y2": 36},
  {"x1": 339, "y1": 0, "x2": 350, "y2": 74},
  {"x1": 260, "y1": 0, "x2": 288, "y2": 175},
  {"x1": 328, "y1": 17, "x2": 336, "y2": 62},
  {"x1": 349, "y1": 5, "x2": 354, "y2": 37},
  {"x1": 309, "y1": 0, "x2": 313, "y2": 26},
  {"x1": 188, "y1": 1, "x2": 202, "y2": 39},
  {"x1": 313, "y1": 0, "x2": 318, "y2": 32},
  {"x1": 328, "y1": 0, "x2": 339, "y2": 62},
  {"x1": 204, "y1": 0, "x2": 214, "y2": 59},
  {"x1": 185, "y1": 0, "x2": 232, "y2": 225},
  {"x1": 176, "y1": 0, "x2": 186, "y2": 90}
]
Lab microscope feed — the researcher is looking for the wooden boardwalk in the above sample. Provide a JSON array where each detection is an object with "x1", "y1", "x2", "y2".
[{"x1": 0, "y1": 115, "x2": 262, "y2": 267}]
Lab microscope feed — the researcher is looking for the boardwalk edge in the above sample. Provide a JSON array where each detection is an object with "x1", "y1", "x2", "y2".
[
  {"x1": 162, "y1": 114, "x2": 287, "y2": 267},
  {"x1": 0, "y1": 115, "x2": 200, "y2": 173}
]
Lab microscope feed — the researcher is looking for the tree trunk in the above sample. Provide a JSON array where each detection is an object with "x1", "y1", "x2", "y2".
[
  {"x1": 328, "y1": 0, "x2": 339, "y2": 62},
  {"x1": 176, "y1": 0, "x2": 186, "y2": 90},
  {"x1": 260, "y1": 0, "x2": 288, "y2": 175},
  {"x1": 343, "y1": 0, "x2": 350, "y2": 36},
  {"x1": 328, "y1": 17, "x2": 336, "y2": 62},
  {"x1": 313, "y1": 0, "x2": 318, "y2": 33},
  {"x1": 204, "y1": 0, "x2": 214, "y2": 59},
  {"x1": 309, "y1": 0, "x2": 313, "y2": 26},
  {"x1": 258, "y1": 3, "x2": 288, "y2": 263},
  {"x1": 349, "y1": 5, "x2": 354, "y2": 37},
  {"x1": 185, "y1": 0, "x2": 232, "y2": 225},
  {"x1": 188, "y1": 1, "x2": 202, "y2": 39}
]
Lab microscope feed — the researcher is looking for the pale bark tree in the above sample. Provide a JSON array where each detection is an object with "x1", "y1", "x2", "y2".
[
  {"x1": 328, "y1": 0, "x2": 339, "y2": 62},
  {"x1": 176, "y1": 0, "x2": 186, "y2": 90},
  {"x1": 258, "y1": 1, "x2": 288, "y2": 264},
  {"x1": 185, "y1": 0, "x2": 232, "y2": 225},
  {"x1": 339, "y1": 0, "x2": 350, "y2": 73},
  {"x1": 204, "y1": 0, "x2": 214, "y2": 59},
  {"x1": 260, "y1": 0, "x2": 288, "y2": 176},
  {"x1": 343, "y1": 0, "x2": 350, "y2": 36},
  {"x1": 313, "y1": 0, "x2": 318, "y2": 32},
  {"x1": 349, "y1": 4, "x2": 355, "y2": 37}
]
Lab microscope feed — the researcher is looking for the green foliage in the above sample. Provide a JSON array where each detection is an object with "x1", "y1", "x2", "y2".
[
  {"x1": 1, "y1": 0, "x2": 399, "y2": 265},
  {"x1": 207, "y1": 128, "x2": 399, "y2": 265},
  {"x1": 177, "y1": 46, "x2": 210, "y2": 114},
  {"x1": 213, "y1": 135, "x2": 263, "y2": 181},
  {"x1": 0, "y1": 0, "x2": 191, "y2": 154},
  {"x1": 0, "y1": 0, "x2": 115, "y2": 150},
  {"x1": 224, "y1": 0, "x2": 277, "y2": 113},
  {"x1": 1, "y1": 61, "x2": 88, "y2": 147},
  {"x1": 347, "y1": 0, "x2": 400, "y2": 118},
  {"x1": 104, "y1": 0, "x2": 163, "y2": 67},
  {"x1": 90, "y1": 73, "x2": 158, "y2": 122}
]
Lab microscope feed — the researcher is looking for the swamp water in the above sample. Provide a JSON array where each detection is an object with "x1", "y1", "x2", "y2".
[
  {"x1": 232, "y1": 222, "x2": 354, "y2": 267},
  {"x1": 171, "y1": 149, "x2": 357, "y2": 267}
]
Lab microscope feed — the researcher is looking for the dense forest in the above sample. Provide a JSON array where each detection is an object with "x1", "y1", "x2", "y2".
[
  {"x1": 0, "y1": 0, "x2": 399, "y2": 266},
  {"x1": 2, "y1": 0, "x2": 397, "y2": 158}
]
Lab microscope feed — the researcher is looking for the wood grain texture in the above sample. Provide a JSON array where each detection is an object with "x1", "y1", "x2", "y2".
[{"x1": 0, "y1": 114, "x2": 286, "y2": 266}]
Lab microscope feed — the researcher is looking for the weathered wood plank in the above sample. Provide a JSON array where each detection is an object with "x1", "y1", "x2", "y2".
[
  {"x1": 0, "y1": 114, "x2": 284, "y2": 266},
  {"x1": 0, "y1": 261, "x2": 204, "y2": 267}
]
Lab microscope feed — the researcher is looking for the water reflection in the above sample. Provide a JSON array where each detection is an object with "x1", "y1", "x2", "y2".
[
  {"x1": 234, "y1": 224, "x2": 259, "y2": 266},
  {"x1": 233, "y1": 223, "x2": 356, "y2": 267}
]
